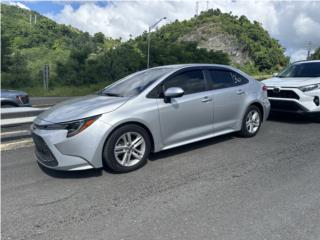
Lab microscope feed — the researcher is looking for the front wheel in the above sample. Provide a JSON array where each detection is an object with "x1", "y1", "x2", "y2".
[
  {"x1": 238, "y1": 105, "x2": 262, "y2": 138},
  {"x1": 103, "y1": 124, "x2": 151, "y2": 173}
]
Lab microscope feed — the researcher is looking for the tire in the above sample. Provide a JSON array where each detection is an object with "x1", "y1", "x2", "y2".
[
  {"x1": 238, "y1": 105, "x2": 262, "y2": 138},
  {"x1": 103, "y1": 124, "x2": 151, "y2": 173}
]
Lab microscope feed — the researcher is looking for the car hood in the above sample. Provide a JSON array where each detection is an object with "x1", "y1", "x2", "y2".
[
  {"x1": 0, "y1": 89, "x2": 28, "y2": 97},
  {"x1": 36, "y1": 95, "x2": 129, "y2": 124},
  {"x1": 262, "y1": 77, "x2": 320, "y2": 88}
]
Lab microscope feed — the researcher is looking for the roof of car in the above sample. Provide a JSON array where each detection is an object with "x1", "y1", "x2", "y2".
[
  {"x1": 292, "y1": 60, "x2": 320, "y2": 65},
  {"x1": 151, "y1": 63, "x2": 233, "y2": 70}
]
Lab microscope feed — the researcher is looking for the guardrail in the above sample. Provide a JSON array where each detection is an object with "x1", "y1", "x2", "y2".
[{"x1": 1, "y1": 107, "x2": 48, "y2": 142}]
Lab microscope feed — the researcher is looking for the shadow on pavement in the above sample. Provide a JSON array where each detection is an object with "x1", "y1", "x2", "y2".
[
  {"x1": 267, "y1": 112, "x2": 314, "y2": 124},
  {"x1": 149, "y1": 133, "x2": 234, "y2": 161},
  {"x1": 38, "y1": 163, "x2": 103, "y2": 178}
]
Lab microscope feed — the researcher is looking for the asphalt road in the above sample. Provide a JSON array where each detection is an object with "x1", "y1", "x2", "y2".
[{"x1": 2, "y1": 114, "x2": 320, "y2": 240}]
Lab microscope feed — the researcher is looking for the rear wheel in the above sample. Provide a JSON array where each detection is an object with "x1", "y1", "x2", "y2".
[
  {"x1": 103, "y1": 124, "x2": 151, "y2": 173},
  {"x1": 239, "y1": 105, "x2": 262, "y2": 138}
]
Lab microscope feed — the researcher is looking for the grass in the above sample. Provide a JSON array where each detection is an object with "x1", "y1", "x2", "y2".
[
  {"x1": 253, "y1": 75, "x2": 272, "y2": 81},
  {"x1": 22, "y1": 82, "x2": 109, "y2": 97}
]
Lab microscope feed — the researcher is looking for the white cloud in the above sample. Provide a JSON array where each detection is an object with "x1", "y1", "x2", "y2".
[
  {"x1": 48, "y1": 0, "x2": 320, "y2": 61},
  {"x1": 5, "y1": 1, "x2": 30, "y2": 10},
  {"x1": 51, "y1": 1, "x2": 195, "y2": 39}
]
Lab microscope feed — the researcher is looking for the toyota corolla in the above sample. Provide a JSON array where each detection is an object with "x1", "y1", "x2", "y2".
[{"x1": 31, "y1": 64, "x2": 270, "y2": 173}]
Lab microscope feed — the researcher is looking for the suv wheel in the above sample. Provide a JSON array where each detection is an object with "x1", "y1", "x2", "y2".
[
  {"x1": 239, "y1": 105, "x2": 262, "y2": 138},
  {"x1": 103, "y1": 124, "x2": 151, "y2": 173}
]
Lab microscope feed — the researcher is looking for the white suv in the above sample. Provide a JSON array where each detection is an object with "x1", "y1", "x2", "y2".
[{"x1": 263, "y1": 60, "x2": 320, "y2": 120}]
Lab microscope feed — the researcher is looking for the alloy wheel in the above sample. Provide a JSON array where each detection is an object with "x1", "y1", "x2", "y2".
[
  {"x1": 114, "y1": 132, "x2": 146, "y2": 167},
  {"x1": 246, "y1": 110, "x2": 261, "y2": 134}
]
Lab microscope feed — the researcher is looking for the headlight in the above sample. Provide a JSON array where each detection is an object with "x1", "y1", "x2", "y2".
[
  {"x1": 43, "y1": 115, "x2": 100, "y2": 137},
  {"x1": 299, "y1": 84, "x2": 320, "y2": 92}
]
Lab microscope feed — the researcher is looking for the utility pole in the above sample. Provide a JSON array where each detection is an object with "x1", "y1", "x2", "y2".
[
  {"x1": 307, "y1": 41, "x2": 312, "y2": 60},
  {"x1": 206, "y1": 1, "x2": 209, "y2": 10},
  {"x1": 195, "y1": 1, "x2": 199, "y2": 16},
  {"x1": 147, "y1": 17, "x2": 166, "y2": 69},
  {"x1": 34, "y1": 15, "x2": 37, "y2": 24},
  {"x1": 43, "y1": 64, "x2": 49, "y2": 91}
]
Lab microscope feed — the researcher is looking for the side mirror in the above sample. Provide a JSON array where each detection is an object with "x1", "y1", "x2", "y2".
[
  {"x1": 272, "y1": 72, "x2": 279, "y2": 77},
  {"x1": 163, "y1": 87, "x2": 184, "y2": 103}
]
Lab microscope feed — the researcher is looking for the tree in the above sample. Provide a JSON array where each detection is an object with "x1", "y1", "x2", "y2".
[
  {"x1": 1, "y1": 34, "x2": 12, "y2": 72},
  {"x1": 310, "y1": 48, "x2": 320, "y2": 60},
  {"x1": 93, "y1": 32, "x2": 105, "y2": 44},
  {"x1": 2, "y1": 52, "x2": 31, "y2": 88}
]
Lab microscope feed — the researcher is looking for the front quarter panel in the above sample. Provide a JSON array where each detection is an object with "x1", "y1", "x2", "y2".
[{"x1": 99, "y1": 97, "x2": 163, "y2": 152}]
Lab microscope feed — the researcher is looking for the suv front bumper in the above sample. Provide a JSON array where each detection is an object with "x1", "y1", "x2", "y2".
[{"x1": 267, "y1": 87, "x2": 320, "y2": 115}]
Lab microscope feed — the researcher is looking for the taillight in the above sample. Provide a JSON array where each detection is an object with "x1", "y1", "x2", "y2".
[
  {"x1": 262, "y1": 85, "x2": 268, "y2": 92},
  {"x1": 16, "y1": 96, "x2": 22, "y2": 103}
]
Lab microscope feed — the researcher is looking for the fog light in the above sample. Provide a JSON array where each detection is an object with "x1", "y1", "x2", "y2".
[{"x1": 314, "y1": 96, "x2": 320, "y2": 106}]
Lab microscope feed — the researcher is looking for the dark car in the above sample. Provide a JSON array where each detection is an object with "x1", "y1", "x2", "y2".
[{"x1": 0, "y1": 89, "x2": 31, "y2": 107}]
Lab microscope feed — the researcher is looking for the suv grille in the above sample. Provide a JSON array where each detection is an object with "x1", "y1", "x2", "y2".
[
  {"x1": 269, "y1": 100, "x2": 307, "y2": 113},
  {"x1": 267, "y1": 89, "x2": 300, "y2": 100},
  {"x1": 32, "y1": 133, "x2": 58, "y2": 167}
]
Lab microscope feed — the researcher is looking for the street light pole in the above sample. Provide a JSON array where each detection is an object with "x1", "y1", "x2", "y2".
[{"x1": 147, "y1": 17, "x2": 166, "y2": 68}]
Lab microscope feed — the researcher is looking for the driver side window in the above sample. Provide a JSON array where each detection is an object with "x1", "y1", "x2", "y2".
[{"x1": 163, "y1": 70, "x2": 206, "y2": 95}]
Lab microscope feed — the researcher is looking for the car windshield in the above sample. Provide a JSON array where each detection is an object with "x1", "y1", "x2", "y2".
[
  {"x1": 278, "y1": 62, "x2": 320, "y2": 78},
  {"x1": 99, "y1": 68, "x2": 171, "y2": 97}
]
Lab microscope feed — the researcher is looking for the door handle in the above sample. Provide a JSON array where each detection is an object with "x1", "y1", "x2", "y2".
[
  {"x1": 236, "y1": 89, "x2": 245, "y2": 95},
  {"x1": 201, "y1": 96, "x2": 212, "y2": 103}
]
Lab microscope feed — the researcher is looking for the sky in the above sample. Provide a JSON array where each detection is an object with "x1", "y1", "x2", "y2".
[{"x1": 5, "y1": 1, "x2": 320, "y2": 62}]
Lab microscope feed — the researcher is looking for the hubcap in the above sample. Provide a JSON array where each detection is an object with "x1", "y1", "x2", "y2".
[
  {"x1": 246, "y1": 110, "x2": 260, "y2": 134},
  {"x1": 114, "y1": 132, "x2": 146, "y2": 167}
]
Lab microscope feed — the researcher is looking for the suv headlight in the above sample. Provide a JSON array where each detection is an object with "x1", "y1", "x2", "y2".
[
  {"x1": 42, "y1": 115, "x2": 100, "y2": 137},
  {"x1": 299, "y1": 84, "x2": 320, "y2": 92}
]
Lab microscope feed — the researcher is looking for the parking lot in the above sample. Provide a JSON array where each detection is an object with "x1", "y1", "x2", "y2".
[{"x1": 2, "y1": 114, "x2": 320, "y2": 240}]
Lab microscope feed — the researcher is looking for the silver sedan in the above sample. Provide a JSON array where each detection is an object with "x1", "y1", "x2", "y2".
[{"x1": 31, "y1": 64, "x2": 270, "y2": 173}]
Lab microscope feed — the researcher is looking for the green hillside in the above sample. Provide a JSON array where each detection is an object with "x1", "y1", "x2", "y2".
[
  {"x1": 1, "y1": 4, "x2": 119, "y2": 89},
  {"x1": 1, "y1": 4, "x2": 289, "y2": 96}
]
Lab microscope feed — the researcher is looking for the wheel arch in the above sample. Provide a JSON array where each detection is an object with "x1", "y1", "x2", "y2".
[
  {"x1": 104, "y1": 121, "x2": 156, "y2": 152},
  {"x1": 249, "y1": 102, "x2": 264, "y2": 121}
]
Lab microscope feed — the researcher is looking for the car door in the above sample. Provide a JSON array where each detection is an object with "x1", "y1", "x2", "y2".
[
  {"x1": 156, "y1": 69, "x2": 214, "y2": 147},
  {"x1": 207, "y1": 68, "x2": 249, "y2": 131}
]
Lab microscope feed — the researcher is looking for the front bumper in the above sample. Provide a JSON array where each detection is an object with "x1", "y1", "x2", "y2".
[
  {"x1": 31, "y1": 119, "x2": 113, "y2": 171},
  {"x1": 267, "y1": 87, "x2": 320, "y2": 115}
]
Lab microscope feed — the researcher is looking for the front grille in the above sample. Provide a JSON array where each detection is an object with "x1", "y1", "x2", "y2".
[
  {"x1": 20, "y1": 95, "x2": 29, "y2": 104},
  {"x1": 267, "y1": 90, "x2": 300, "y2": 100},
  {"x1": 32, "y1": 133, "x2": 58, "y2": 167}
]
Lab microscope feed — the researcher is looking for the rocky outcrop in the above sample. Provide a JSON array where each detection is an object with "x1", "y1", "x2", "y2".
[{"x1": 179, "y1": 23, "x2": 251, "y2": 65}]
